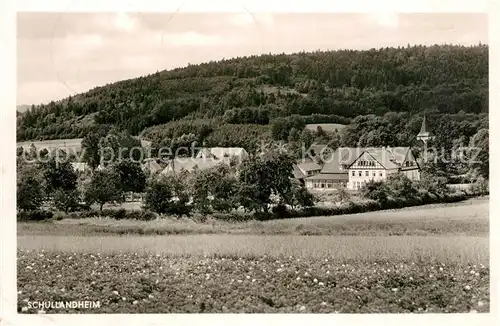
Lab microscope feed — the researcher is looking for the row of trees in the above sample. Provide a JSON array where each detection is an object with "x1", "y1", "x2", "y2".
[
  {"x1": 76, "y1": 110, "x2": 489, "y2": 181},
  {"x1": 17, "y1": 156, "x2": 147, "y2": 213},
  {"x1": 17, "y1": 150, "x2": 316, "y2": 217},
  {"x1": 143, "y1": 151, "x2": 314, "y2": 216}
]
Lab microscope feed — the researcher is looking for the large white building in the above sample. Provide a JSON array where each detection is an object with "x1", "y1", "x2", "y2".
[
  {"x1": 346, "y1": 147, "x2": 420, "y2": 190},
  {"x1": 301, "y1": 146, "x2": 420, "y2": 191},
  {"x1": 299, "y1": 117, "x2": 430, "y2": 191}
]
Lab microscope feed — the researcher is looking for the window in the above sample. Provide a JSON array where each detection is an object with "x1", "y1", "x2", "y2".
[
  {"x1": 405, "y1": 161, "x2": 410, "y2": 167},
  {"x1": 365, "y1": 171, "x2": 369, "y2": 176},
  {"x1": 379, "y1": 171, "x2": 383, "y2": 177},
  {"x1": 321, "y1": 183, "x2": 325, "y2": 188},
  {"x1": 372, "y1": 172, "x2": 376, "y2": 177},
  {"x1": 358, "y1": 171, "x2": 362, "y2": 177},
  {"x1": 352, "y1": 171, "x2": 355, "y2": 176}
]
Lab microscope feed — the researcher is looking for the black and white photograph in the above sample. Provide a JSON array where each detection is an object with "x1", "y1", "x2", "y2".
[{"x1": 0, "y1": 0, "x2": 496, "y2": 321}]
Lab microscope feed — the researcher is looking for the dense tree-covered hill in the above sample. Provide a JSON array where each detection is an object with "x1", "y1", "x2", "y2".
[{"x1": 17, "y1": 44, "x2": 488, "y2": 142}]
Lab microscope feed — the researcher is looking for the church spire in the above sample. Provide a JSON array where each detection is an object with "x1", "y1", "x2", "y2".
[{"x1": 417, "y1": 114, "x2": 433, "y2": 142}]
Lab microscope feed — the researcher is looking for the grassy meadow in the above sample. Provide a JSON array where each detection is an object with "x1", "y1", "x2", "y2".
[
  {"x1": 305, "y1": 123, "x2": 346, "y2": 132},
  {"x1": 18, "y1": 197, "x2": 489, "y2": 237}
]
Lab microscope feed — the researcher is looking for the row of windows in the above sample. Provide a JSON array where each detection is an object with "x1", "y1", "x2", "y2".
[
  {"x1": 312, "y1": 182, "x2": 346, "y2": 189},
  {"x1": 352, "y1": 170, "x2": 384, "y2": 177},
  {"x1": 357, "y1": 160, "x2": 376, "y2": 167},
  {"x1": 355, "y1": 181, "x2": 365, "y2": 189}
]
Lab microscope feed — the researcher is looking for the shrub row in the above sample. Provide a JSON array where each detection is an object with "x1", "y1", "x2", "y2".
[
  {"x1": 17, "y1": 190, "x2": 472, "y2": 222},
  {"x1": 17, "y1": 210, "x2": 54, "y2": 222},
  {"x1": 207, "y1": 191, "x2": 469, "y2": 222},
  {"x1": 66, "y1": 209, "x2": 158, "y2": 221},
  {"x1": 292, "y1": 192, "x2": 468, "y2": 219}
]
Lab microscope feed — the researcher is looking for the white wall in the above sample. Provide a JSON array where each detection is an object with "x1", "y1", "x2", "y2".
[
  {"x1": 402, "y1": 168, "x2": 420, "y2": 181},
  {"x1": 305, "y1": 179, "x2": 345, "y2": 191},
  {"x1": 348, "y1": 168, "x2": 387, "y2": 189}
]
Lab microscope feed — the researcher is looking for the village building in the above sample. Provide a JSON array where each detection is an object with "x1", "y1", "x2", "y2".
[
  {"x1": 159, "y1": 147, "x2": 248, "y2": 174},
  {"x1": 346, "y1": 147, "x2": 420, "y2": 190},
  {"x1": 301, "y1": 117, "x2": 428, "y2": 191},
  {"x1": 303, "y1": 146, "x2": 420, "y2": 191},
  {"x1": 294, "y1": 160, "x2": 322, "y2": 178},
  {"x1": 70, "y1": 162, "x2": 90, "y2": 173},
  {"x1": 141, "y1": 158, "x2": 163, "y2": 175},
  {"x1": 195, "y1": 147, "x2": 248, "y2": 161},
  {"x1": 160, "y1": 156, "x2": 233, "y2": 175}
]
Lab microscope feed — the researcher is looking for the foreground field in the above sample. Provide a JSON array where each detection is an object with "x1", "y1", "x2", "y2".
[
  {"x1": 17, "y1": 251, "x2": 489, "y2": 313},
  {"x1": 16, "y1": 198, "x2": 489, "y2": 313},
  {"x1": 17, "y1": 197, "x2": 489, "y2": 237},
  {"x1": 17, "y1": 235, "x2": 488, "y2": 264}
]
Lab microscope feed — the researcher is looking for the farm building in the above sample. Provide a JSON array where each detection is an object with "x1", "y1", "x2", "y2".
[
  {"x1": 70, "y1": 162, "x2": 90, "y2": 173},
  {"x1": 196, "y1": 147, "x2": 248, "y2": 161},
  {"x1": 303, "y1": 146, "x2": 420, "y2": 191},
  {"x1": 160, "y1": 157, "x2": 232, "y2": 175},
  {"x1": 141, "y1": 158, "x2": 163, "y2": 175}
]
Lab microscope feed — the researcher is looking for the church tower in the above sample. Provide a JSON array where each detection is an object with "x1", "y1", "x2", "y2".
[
  {"x1": 417, "y1": 115, "x2": 433, "y2": 144},
  {"x1": 417, "y1": 115, "x2": 434, "y2": 162}
]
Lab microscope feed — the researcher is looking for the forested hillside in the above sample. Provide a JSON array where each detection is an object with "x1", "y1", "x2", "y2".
[{"x1": 17, "y1": 44, "x2": 488, "y2": 143}]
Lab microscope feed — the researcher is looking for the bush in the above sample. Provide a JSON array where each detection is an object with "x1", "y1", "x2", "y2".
[
  {"x1": 125, "y1": 210, "x2": 158, "y2": 221},
  {"x1": 271, "y1": 204, "x2": 291, "y2": 219},
  {"x1": 418, "y1": 173, "x2": 449, "y2": 197},
  {"x1": 53, "y1": 189, "x2": 81, "y2": 213},
  {"x1": 443, "y1": 191, "x2": 467, "y2": 203},
  {"x1": 52, "y1": 211, "x2": 67, "y2": 221},
  {"x1": 66, "y1": 209, "x2": 158, "y2": 220},
  {"x1": 17, "y1": 210, "x2": 54, "y2": 222},
  {"x1": 385, "y1": 174, "x2": 420, "y2": 200},
  {"x1": 211, "y1": 212, "x2": 255, "y2": 222},
  {"x1": 469, "y1": 177, "x2": 489, "y2": 195},
  {"x1": 361, "y1": 180, "x2": 391, "y2": 203},
  {"x1": 144, "y1": 173, "x2": 192, "y2": 217},
  {"x1": 17, "y1": 175, "x2": 44, "y2": 211}
]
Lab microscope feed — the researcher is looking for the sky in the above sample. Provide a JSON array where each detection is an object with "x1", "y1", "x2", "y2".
[{"x1": 17, "y1": 12, "x2": 488, "y2": 105}]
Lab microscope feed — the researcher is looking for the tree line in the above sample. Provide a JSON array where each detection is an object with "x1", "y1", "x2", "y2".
[
  {"x1": 17, "y1": 149, "x2": 315, "y2": 218},
  {"x1": 17, "y1": 44, "x2": 488, "y2": 141}
]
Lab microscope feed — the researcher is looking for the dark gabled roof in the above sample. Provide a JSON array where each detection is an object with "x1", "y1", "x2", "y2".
[
  {"x1": 293, "y1": 165, "x2": 307, "y2": 179},
  {"x1": 304, "y1": 173, "x2": 349, "y2": 181},
  {"x1": 322, "y1": 147, "x2": 411, "y2": 172},
  {"x1": 359, "y1": 150, "x2": 399, "y2": 170},
  {"x1": 321, "y1": 147, "x2": 365, "y2": 173},
  {"x1": 297, "y1": 160, "x2": 322, "y2": 172}
]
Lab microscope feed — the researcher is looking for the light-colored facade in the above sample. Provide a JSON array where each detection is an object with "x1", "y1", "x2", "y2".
[
  {"x1": 347, "y1": 148, "x2": 420, "y2": 190},
  {"x1": 304, "y1": 174, "x2": 348, "y2": 191},
  {"x1": 301, "y1": 146, "x2": 421, "y2": 191}
]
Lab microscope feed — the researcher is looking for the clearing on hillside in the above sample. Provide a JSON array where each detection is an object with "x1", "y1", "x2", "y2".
[{"x1": 305, "y1": 123, "x2": 346, "y2": 132}]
